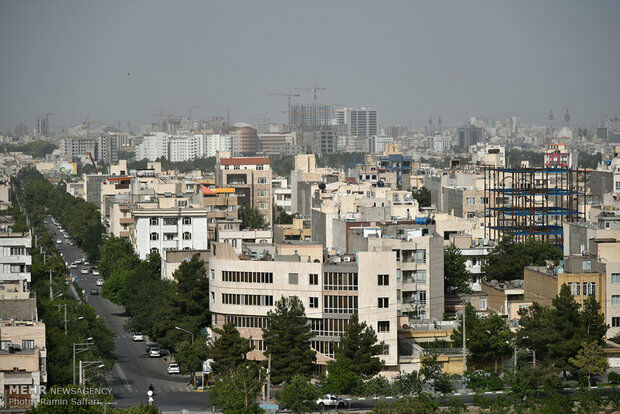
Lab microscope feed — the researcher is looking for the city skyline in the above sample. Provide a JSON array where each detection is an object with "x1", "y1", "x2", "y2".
[{"x1": 1, "y1": 1, "x2": 619, "y2": 131}]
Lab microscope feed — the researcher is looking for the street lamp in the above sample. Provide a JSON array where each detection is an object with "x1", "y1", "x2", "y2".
[
  {"x1": 175, "y1": 326, "x2": 194, "y2": 344},
  {"x1": 506, "y1": 340, "x2": 517, "y2": 370},
  {"x1": 53, "y1": 292, "x2": 63, "y2": 299},
  {"x1": 79, "y1": 360, "x2": 104, "y2": 385},
  {"x1": 72, "y1": 339, "x2": 94, "y2": 385}
]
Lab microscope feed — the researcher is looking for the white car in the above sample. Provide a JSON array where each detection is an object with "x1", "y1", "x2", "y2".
[
  {"x1": 149, "y1": 347, "x2": 161, "y2": 357},
  {"x1": 70, "y1": 263, "x2": 77, "y2": 269},
  {"x1": 69, "y1": 241, "x2": 74, "y2": 246},
  {"x1": 316, "y1": 395, "x2": 346, "y2": 409},
  {"x1": 56, "y1": 240, "x2": 62, "y2": 245},
  {"x1": 132, "y1": 333, "x2": 145, "y2": 341},
  {"x1": 167, "y1": 363, "x2": 180, "y2": 374},
  {"x1": 92, "y1": 269, "x2": 100, "y2": 276},
  {"x1": 96, "y1": 278, "x2": 104, "y2": 286},
  {"x1": 80, "y1": 268, "x2": 89, "y2": 275},
  {"x1": 83, "y1": 261, "x2": 90, "y2": 266}
]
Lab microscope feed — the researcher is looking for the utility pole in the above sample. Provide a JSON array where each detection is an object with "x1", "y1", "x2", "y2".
[
  {"x1": 54, "y1": 304, "x2": 67, "y2": 335},
  {"x1": 79, "y1": 360, "x2": 83, "y2": 385},
  {"x1": 462, "y1": 301, "x2": 467, "y2": 373},
  {"x1": 49, "y1": 270, "x2": 53, "y2": 300},
  {"x1": 266, "y1": 354, "x2": 271, "y2": 401}
]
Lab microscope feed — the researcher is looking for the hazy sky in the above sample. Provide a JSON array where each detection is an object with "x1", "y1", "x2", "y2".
[{"x1": 1, "y1": 0, "x2": 619, "y2": 131}]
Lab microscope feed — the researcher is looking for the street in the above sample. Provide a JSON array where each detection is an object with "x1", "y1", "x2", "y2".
[{"x1": 45, "y1": 218, "x2": 211, "y2": 410}]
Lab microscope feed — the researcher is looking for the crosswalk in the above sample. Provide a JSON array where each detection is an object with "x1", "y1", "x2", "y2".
[{"x1": 116, "y1": 384, "x2": 191, "y2": 394}]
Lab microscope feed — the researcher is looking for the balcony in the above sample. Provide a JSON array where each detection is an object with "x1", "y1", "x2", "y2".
[{"x1": 119, "y1": 217, "x2": 134, "y2": 225}]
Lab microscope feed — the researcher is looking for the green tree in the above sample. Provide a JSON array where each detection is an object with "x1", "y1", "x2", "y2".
[
  {"x1": 210, "y1": 323, "x2": 252, "y2": 374},
  {"x1": 262, "y1": 296, "x2": 315, "y2": 384},
  {"x1": 569, "y1": 341, "x2": 609, "y2": 388},
  {"x1": 276, "y1": 210, "x2": 294, "y2": 224},
  {"x1": 420, "y1": 354, "x2": 443, "y2": 383},
  {"x1": 516, "y1": 302, "x2": 557, "y2": 366},
  {"x1": 211, "y1": 365, "x2": 264, "y2": 414},
  {"x1": 372, "y1": 395, "x2": 438, "y2": 414},
  {"x1": 239, "y1": 205, "x2": 266, "y2": 229},
  {"x1": 175, "y1": 337, "x2": 210, "y2": 387},
  {"x1": 392, "y1": 371, "x2": 423, "y2": 396},
  {"x1": 321, "y1": 360, "x2": 363, "y2": 395},
  {"x1": 99, "y1": 236, "x2": 139, "y2": 281},
  {"x1": 482, "y1": 234, "x2": 562, "y2": 282},
  {"x1": 444, "y1": 244, "x2": 472, "y2": 293},
  {"x1": 548, "y1": 285, "x2": 583, "y2": 375},
  {"x1": 280, "y1": 375, "x2": 321, "y2": 414},
  {"x1": 411, "y1": 187, "x2": 431, "y2": 208},
  {"x1": 172, "y1": 253, "x2": 210, "y2": 332},
  {"x1": 331, "y1": 313, "x2": 384, "y2": 378},
  {"x1": 579, "y1": 295, "x2": 608, "y2": 344}
]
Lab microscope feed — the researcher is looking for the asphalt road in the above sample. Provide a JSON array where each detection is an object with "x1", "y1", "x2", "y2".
[{"x1": 45, "y1": 217, "x2": 211, "y2": 411}]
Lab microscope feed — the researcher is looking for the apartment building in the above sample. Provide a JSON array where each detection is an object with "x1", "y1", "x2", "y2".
[
  {"x1": 132, "y1": 208, "x2": 209, "y2": 259},
  {"x1": 544, "y1": 142, "x2": 577, "y2": 168},
  {"x1": 348, "y1": 223, "x2": 444, "y2": 320},
  {"x1": 215, "y1": 155, "x2": 272, "y2": 226},
  {"x1": 0, "y1": 232, "x2": 32, "y2": 293},
  {"x1": 58, "y1": 137, "x2": 97, "y2": 159},
  {"x1": 216, "y1": 219, "x2": 272, "y2": 255},
  {"x1": 0, "y1": 315, "x2": 46, "y2": 408},
  {"x1": 209, "y1": 243, "x2": 399, "y2": 375},
  {"x1": 274, "y1": 218, "x2": 312, "y2": 243}
]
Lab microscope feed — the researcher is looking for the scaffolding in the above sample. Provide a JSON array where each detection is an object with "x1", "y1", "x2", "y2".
[{"x1": 484, "y1": 167, "x2": 587, "y2": 244}]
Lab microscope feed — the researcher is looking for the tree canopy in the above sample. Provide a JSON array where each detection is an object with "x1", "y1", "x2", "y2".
[
  {"x1": 262, "y1": 296, "x2": 315, "y2": 384},
  {"x1": 330, "y1": 313, "x2": 384, "y2": 378},
  {"x1": 444, "y1": 244, "x2": 472, "y2": 293},
  {"x1": 411, "y1": 187, "x2": 432, "y2": 208},
  {"x1": 239, "y1": 205, "x2": 266, "y2": 229},
  {"x1": 210, "y1": 322, "x2": 252, "y2": 374}
]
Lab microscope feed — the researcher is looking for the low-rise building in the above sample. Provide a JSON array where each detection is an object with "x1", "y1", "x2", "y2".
[
  {"x1": 216, "y1": 219, "x2": 272, "y2": 255},
  {"x1": 0, "y1": 232, "x2": 32, "y2": 293}
]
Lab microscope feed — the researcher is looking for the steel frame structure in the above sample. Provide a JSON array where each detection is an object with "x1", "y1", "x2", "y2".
[{"x1": 484, "y1": 167, "x2": 587, "y2": 244}]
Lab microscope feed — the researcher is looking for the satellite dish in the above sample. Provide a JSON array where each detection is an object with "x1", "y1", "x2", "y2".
[{"x1": 318, "y1": 182, "x2": 326, "y2": 191}]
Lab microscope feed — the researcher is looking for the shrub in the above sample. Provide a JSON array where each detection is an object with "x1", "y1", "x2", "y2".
[{"x1": 608, "y1": 371, "x2": 620, "y2": 385}]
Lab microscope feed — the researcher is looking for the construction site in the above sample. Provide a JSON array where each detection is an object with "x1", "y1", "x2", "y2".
[{"x1": 483, "y1": 166, "x2": 588, "y2": 245}]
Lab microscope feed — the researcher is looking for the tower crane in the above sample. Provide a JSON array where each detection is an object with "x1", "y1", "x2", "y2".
[
  {"x1": 86, "y1": 152, "x2": 98, "y2": 173},
  {"x1": 269, "y1": 91, "x2": 300, "y2": 118},
  {"x1": 83, "y1": 119, "x2": 100, "y2": 137},
  {"x1": 170, "y1": 105, "x2": 201, "y2": 120},
  {"x1": 295, "y1": 84, "x2": 326, "y2": 127}
]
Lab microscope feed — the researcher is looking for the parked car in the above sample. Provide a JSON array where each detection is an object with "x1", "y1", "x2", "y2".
[
  {"x1": 69, "y1": 241, "x2": 74, "y2": 246},
  {"x1": 83, "y1": 261, "x2": 90, "y2": 266},
  {"x1": 70, "y1": 263, "x2": 77, "y2": 269},
  {"x1": 81, "y1": 268, "x2": 89, "y2": 275},
  {"x1": 92, "y1": 269, "x2": 100, "y2": 276},
  {"x1": 145, "y1": 341, "x2": 157, "y2": 354},
  {"x1": 149, "y1": 347, "x2": 161, "y2": 358},
  {"x1": 56, "y1": 239, "x2": 62, "y2": 245},
  {"x1": 167, "y1": 363, "x2": 180, "y2": 374},
  {"x1": 316, "y1": 395, "x2": 346, "y2": 409},
  {"x1": 132, "y1": 333, "x2": 145, "y2": 341},
  {"x1": 90, "y1": 288, "x2": 99, "y2": 295},
  {"x1": 96, "y1": 278, "x2": 104, "y2": 286}
]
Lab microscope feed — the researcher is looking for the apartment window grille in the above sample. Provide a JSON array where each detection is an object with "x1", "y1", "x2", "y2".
[
  {"x1": 183, "y1": 232, "x2": 192, "y2": 240},
  {"x1": 183, "y1": 217, "x2": 191, "y2": 225},
  {"x1": 323, "y1": 295, "x2": 358, "y2": 314},
  {"x1": 583, "y1": 282, "x2": 596, "y2": 296},
  {"x1": 378, "y1": 321, "x2": 390, "y2": 332},
  {"x1": 150, "y1": 232, "x2": 159, "y2": 241}
]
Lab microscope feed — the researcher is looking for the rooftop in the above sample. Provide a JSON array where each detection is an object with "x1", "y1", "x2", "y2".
[{"x1": 220, "y1": 157, "x2": 270, "y2": 166}]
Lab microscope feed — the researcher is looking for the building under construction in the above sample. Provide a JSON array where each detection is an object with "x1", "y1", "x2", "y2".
[{"x1": 484, "y1": 167, "x2": 588, "y2": 244}]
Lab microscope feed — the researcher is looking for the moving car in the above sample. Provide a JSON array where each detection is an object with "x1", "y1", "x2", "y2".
[
  {"x1": 69, "y1": 241, "x2": 74, "y2": 246},
  {"x1": 145, "y1": 341, "x2": 157, "y2": 353},
  {"x1": 70, "y1": 263, "x2": 77, "y2": 269},
  {"x1": 132, "y1": 333, "x2": 145, "y2": 341},
  {"x1": 81, "y1": 267, "x2": 89, "y2": 275},
  {"x1": 316, "y1": 395, "x2": 346, "y2": 409},
  {"x1": 90, "y1": 288, "x2": 99, "y2": 295},
  {"x1": 84, "y1": 261, "x2": 90, "y2": 266},
  {"x1": 167, "y1": 363, "x2": 180, "y2": 374},
  {"x1": 149, "y1": 347, "x2": 161, "y2": 358},
  {"x1": 96, "y1": 278, "x2": 104, "y2": 286},
  {"x1": 92, "y1": 269, "x2": 100, "y2": 276},
  {"x1": 56, "y1": 239, "x2": 62, "y2": 245}
]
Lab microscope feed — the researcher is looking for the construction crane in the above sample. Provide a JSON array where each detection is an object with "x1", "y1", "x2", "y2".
[
  {"x1": 83, "y1": 119, "x2": 100, "y2": 137},
  {"x1": 170, "y1": 105, "x2": 201, "y2": 120},
  {"x1": 86, "y1": 152, "x2": 98, "y2": 173},
  {"x1": 269, "y1": 91, "x2": 300, "y2": 118},
  {"x1": 149, "y1": 110, "x2": 172, "y2": 131},
  {"x1": 295, "y1": 84, "x2": 326, "y2": 127}
]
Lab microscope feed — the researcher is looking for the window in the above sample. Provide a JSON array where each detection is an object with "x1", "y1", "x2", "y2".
[
  {"x1": 466, "y1": 212, "x2": 476, "y2": 219},
  {"x1": 396, "y1": 269, "x2": 401, "y2": 282},
  {"x1": 22, "y1": 340, "x2": 34, "y2": 350},
  {"x1": 228, "y1": 205, "x2": 236, "y2": 212},
  {"x1": 257, "y1": 177, "x2": 267, "y2": 184},
  {"x1": 289, "y1": 273, "x2": 298, "y2": 285},
  {"x1": 392, "y1": 249, "x2": 401, "y2": 261},
  {"x1": 211, "y1": 269, "x2": 215, "y2": 280},
  {"x1": 396, "y1": 289, "x2": 401, "y2": 303},
  {"x1": 381, "y1": 344, "x2": 390, "y2": 355},
  {"x1": 309, "y1": 273, "x2": 319, "y2": 285},
  {"x1": 323, "y1": 272, "x2": 358, "y2": 290},
  {"x1": 378, "y1": 297, "x2": 389, "y2": 308},
  {"x1": 309, "y1": 297, "x2": 318, "y2": 308},
  {"x1": 257, "y1": 190, "x2": 268, "y2": 197},
  {"x1": 183, "y1": 232, "x2": 192, "y2": 240},
  {"x1": 616, "y1": 181, "x2": 620, "y2": 190},
  {"x1": 613, "y1": 296, "x2": 620, "y2": 306},
  {"x1": 150, "y1": 218, "x2": 159, "y2": 226},
  {"x1": 413, "y1": 249, "x2": 426, "y2": 263},
  {"x1": 583, "y1": 282, "x2": 596, "y2": 296},
  {"x1": 150, "y1": 247, "x2": 159, "y2": 254},
  {"x1": 222, "y1": 271, "x2": 273, "y2": 283},
  {"x1": 323, "y1": 295, "x2": 358, "y2": 314},
  {"x1": 257, "y1": 202, "x2": 268, "y2": 209},
  {"x1": 150, "y1": 232, "x2": 159, "y2": 241},
  {"x1": 570, "y1": 282, "x2": 580, "y2": 296},
  {"x1": 257, "y1": 165, "x2": 264, "y2": 170},
  {"x1": 0, "y1": 340, "x2": 10, "y2": 351},
  {"x1": 378, "y1": 321, "x2": 390, "y2": 332},
  {"x1": 177, "y1": 200, "x2": 187, "y2": 207},
  {"x1": 613, "y1": 317, "x2": 620, "y2": 327},
  {"x1": 183, "y1": 217, "x2": 191, "y2": 225},
  {"x1": 234, "y1": 165, "x2": 240, "y2": 170},
  {"x1": 165, "y1": 233, "x2": 175, "y2": 241},
  {"x1": 466, "y1": 197, "x2": 476, "y2": 205},
  {"x1": 163, "y1": 217, "x2": 178, "y2": 225},
  {"x1": 612, "y1": 274, "x2": 620, "y2": 284},
  {"x1": 479, "y1": 298, "x2": 487, "y2": 311},
  {"x1": 378, "y1": 274, "x2": 389, "y2": 286},
  {"x1": 231, "y1": 239, "x2": 237, "y2": 248},
  {"x1": 582, "y1": 260, "x2": 592, "y2": 271}
]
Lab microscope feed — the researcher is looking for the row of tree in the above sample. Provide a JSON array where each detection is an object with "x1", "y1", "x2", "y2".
[
  {"x1": 8, "y1": 182, "x2": 115, "y2": 387},
  {"x1": 15, "y1": 168, "x2": 104, "y2": 261}
]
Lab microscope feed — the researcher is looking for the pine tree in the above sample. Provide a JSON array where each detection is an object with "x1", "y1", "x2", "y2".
[
  {"x1": 210, "y1": 323, "x2": 252, "y2": 374},
  {"x1": 444, "y1": 244, "x2": 472, "y2": 293},
  {"x1": 173, "y1": 253, "x2": 210, "y2": 331},
  {"x1": 262, "y1": 296, "x2": 315, "y2": 384},
  {"x1": 331, "y1": 313, "x2": 384, "y2": 378},
  {"x1": 579, "y1": 295, "x2": 608, "y2": 344},
  {"x1": 569, "y1": 341, "x2": 609, "y2": 388},
  {"x1": 548, "y1": 284, "x2": 582, "y2": 375}
]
